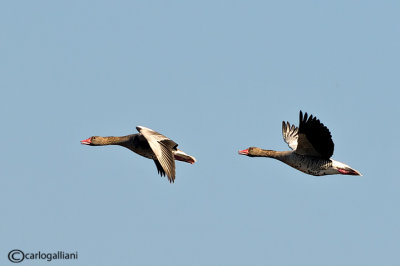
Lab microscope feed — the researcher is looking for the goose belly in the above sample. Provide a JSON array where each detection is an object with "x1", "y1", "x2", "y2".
[
  {"x1": 281, "y1": 153, "x2": 333, "y2": 176},
  {"x1": 128, "y1": 135, "x2": 157, "y2": 160}
]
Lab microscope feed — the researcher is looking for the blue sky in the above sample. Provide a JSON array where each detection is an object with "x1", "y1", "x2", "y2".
[{"x1": 1, "y1": 1, "x2": 399, "y2": 265}]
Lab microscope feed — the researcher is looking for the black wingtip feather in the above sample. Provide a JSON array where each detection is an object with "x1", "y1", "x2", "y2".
[{"x1": 299, "y1": 110, "x2": 334, "y2": 159}]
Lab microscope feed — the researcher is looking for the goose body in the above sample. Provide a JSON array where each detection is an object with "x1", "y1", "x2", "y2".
[
  {"x1": 239, "y1": 111, "x2": 361, "y2": 176},
  {"x1": 81, "y1": 126, "x2": 196, "y2": 183}
]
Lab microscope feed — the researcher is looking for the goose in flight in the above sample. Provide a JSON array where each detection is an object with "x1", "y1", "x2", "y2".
[
  {"x1": 81, "y1": 126, "x2": 196, "y2": 183},
  {"x1": 239, "y1": 111, "x2": 361, "y2": 176}
]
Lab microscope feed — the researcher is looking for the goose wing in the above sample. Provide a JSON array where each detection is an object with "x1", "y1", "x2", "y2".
[
  {"x1": 136, "y1": 126, "x2": 177, "y2": 182},
  {"x1": 153, "y1": 160, "x2": 166, "y2": 178},
  {"x1": 295, "y1": 111, "x2": 334, "y2": 159},
  {"x1": 282, "y1": 121, "x2": 299, "y2": 150}
]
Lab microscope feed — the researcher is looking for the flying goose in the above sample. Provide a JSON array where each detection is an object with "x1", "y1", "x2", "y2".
[
  {"x1": 81, "y1": 126, "x2": 196, "y2": 183},
  {"x1": 239, "y1": 111, "x2": 361, "y2": 176}
]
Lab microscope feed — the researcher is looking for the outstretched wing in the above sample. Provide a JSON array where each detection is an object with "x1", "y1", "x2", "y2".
[
  {"x1": 153, "y1": 160, "x2": 166, "y2": 177},
  {"x1": 282, "y1": 121, "x2": 299, "y2": 150},
  {"x1": 137, "y1": 126, "x2": 177, "y2": 182},
  {"x1": 295, "y1": 111, "x2": 334, "y2": 159}
]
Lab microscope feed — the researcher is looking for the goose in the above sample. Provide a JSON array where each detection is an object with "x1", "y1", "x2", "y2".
[
  {"x1": 238, "y1": 111, "x2": 362, "y2": 176},
  {"x1": 81, "y1": 126, "x2": 196, "y2": 183}
]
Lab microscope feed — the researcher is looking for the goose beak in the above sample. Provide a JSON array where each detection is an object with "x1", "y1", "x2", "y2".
[
  {"x1": 80, "y1": 137, "x2": 91, "y2": 145},
  {"x1": 238, "y1": 149, "x2": 249, "y2": 155}
]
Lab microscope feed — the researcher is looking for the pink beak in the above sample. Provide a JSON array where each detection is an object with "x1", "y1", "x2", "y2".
[
  {"x1": 238, "y1": 149, "x2": 249, "y2": 155},
  {"x1": 80, "y1": 137, "x2": 91, "y2": 145}
]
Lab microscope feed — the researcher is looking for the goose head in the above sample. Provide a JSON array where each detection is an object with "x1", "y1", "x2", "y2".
[{"x1": 80, "y1": 136, "x2": 106, "y2": 146}]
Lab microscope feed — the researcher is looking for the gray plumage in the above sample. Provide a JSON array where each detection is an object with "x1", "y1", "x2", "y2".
[
  {"x1": 81, "y1": 126, "x2": 196, "y2": 183},
  {"x1": 239, "y1": 111, "x2": 361, "y2": 176}
]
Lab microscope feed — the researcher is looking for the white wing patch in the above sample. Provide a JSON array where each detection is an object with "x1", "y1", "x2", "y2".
[
  {"x1": 137, "y1": 126, "x2": 176, "y2": 182},
  {"x1": 282, "y1": 121, "x2": 298, "y2": 150}
]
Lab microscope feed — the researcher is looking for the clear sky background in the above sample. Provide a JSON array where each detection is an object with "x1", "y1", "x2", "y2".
[{"x1": 1, "y1": 1, "x2": 399, "y2": 265}]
